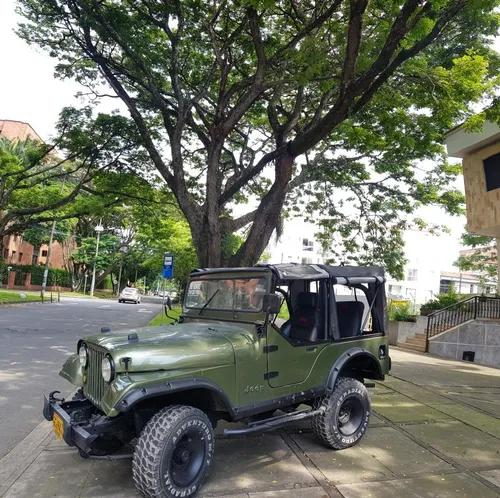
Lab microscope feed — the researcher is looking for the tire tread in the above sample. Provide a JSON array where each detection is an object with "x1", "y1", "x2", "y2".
[
  {"x1": 312, "y1": 377, "x2": 370, "y2": 449},
  {"x1": 132, "y1": 405, "x2": 211, "y2": 498}
]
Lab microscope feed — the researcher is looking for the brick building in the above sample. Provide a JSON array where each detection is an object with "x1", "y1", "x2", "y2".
[
  {"x1": 0, "y1": 119, "x2": 42, "y2": 141},
  {"x1": 0, "y1": 119, "x2": 68, "y2": 271}
]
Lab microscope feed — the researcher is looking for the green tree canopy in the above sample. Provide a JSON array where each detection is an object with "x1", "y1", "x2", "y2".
[
  {"x1": 17, "y1": 0, "x2": 500, "y2": 275},
  {"x1": 0, "y1": 107, "x2": 147, "y2": 254}
]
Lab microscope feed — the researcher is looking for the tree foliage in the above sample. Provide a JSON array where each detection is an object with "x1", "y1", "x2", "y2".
[
  {"x1": 456, "y1": 232, "x2": 498, "y2": 293},
  {"x1": 68, "y1": 178, "x2": 198, "y2": 291},
  {"x1": 17, "y1": 0, "x2": 500, "y2": 275},
  {"x1": 0, "y1": 107, "x2": 146, "y2": 253}
]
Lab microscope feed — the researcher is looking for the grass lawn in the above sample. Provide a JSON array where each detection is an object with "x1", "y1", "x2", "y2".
[
  {"x1": 148, "y1": 306, "x2": 182, "y2": 326},
  {"x1": 0, "y1": 289, "x2": 42, "y2": 304}
]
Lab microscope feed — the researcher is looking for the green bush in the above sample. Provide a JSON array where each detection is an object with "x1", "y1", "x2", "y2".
[
  {"x1": 388, "y1": 301, "x2": 416, "y2": 322},
  {"x1": 0, "y1": 263, "x2": 72, "y2": 287},
  {"x1": 419, "y1": 289, "x2": 465, "y2": 316}
]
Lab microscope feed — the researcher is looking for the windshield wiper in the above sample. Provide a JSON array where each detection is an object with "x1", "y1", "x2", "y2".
[{"x1": 198, "y1": 289, "x2": 220, "y2": 315}]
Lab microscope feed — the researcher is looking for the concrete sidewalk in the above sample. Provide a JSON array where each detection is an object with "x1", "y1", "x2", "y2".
[{"x1": 1, "y1": 349, "x2": 500, "y2": 498}]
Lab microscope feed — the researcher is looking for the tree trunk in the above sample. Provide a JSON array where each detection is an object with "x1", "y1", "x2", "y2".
[
  {"x1": 188, "y1": 153, "x2": 293, "y2": 269},
  {"x1": 194, "y1": 219, "x2": 223, "y2": 268},
  {"x1": 192, "y1": 140, "x2": 225, "y2": 268},
  {"x1": 230, "y1": 153, "x2": 294, "y2": 267}
]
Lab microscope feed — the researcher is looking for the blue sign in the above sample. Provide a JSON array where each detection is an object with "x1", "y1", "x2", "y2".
[{"x1": 163, "y1": 253, "x2": 174, "y2": 279}]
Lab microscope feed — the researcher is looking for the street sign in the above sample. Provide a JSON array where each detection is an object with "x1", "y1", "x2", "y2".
[{"x1": 163, "y1": 253, "x2": 174, "y2": 279}]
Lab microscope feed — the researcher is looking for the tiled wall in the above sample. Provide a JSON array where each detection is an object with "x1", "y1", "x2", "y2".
[{"x1": 463, "y1": 142, "x2": 500, "y2": 237}]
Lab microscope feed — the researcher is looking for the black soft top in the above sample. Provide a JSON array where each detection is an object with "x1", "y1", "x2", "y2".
[
  {"x1": 190, "y1": 263, "x2": 387, "y2": 332},
  {"x1": 191, "y1": 263, "x2": 385, "y2": 283}
]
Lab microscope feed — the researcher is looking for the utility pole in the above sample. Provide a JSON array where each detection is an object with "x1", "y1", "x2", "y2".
[
  {"x1": 117, "y1": 257, "x2": 123, "y2": 297},
  {"x1": 116, "y1": 245, "x2": 128, "y2": 296},
  {"x1": 41, "y1": 178, "x2": 67, "y2": 299},
  {"x1": 41, "y1": 220, "x2": 56, "y2": 299},
  {"x1": 90, "y1": 220, "x2": 104, "y2": 297}
]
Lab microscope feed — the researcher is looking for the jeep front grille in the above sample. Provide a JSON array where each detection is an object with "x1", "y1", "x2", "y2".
[{"x1": 83, "y1": 344, "x2": 107, "y2": 409}]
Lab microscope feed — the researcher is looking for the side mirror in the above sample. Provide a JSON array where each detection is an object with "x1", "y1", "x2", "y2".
[{"x1": 262, "y1": 293, "x2": 281, "y2": 314}]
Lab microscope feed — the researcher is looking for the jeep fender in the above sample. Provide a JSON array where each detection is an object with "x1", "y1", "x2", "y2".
[
  {"x1": 114, "y1": 378, "x2": 236, "y2": 417},
  {"x1": 326, "y1": 348, "x2": 383, "y2": 394}
]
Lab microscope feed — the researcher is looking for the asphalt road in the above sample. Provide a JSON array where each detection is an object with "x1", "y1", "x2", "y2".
[{"x1": 0, "y1": 297, "x2": 162, "y2": 458}]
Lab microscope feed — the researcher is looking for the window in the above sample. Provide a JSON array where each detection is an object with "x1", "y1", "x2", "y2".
[
  {"x1": 302, "y1": 238, "x2": 314, "y2": 252},
  {"x1": 10, "y1": 250, "x2": 16, "y2": 262},
  {"x1": 18, "y1": 252, "x2": 23, "y2": 263},
  {"x1": 406, "y1": 288, "x2": 416, "y2": 299},
  {"x1": 407, "y1": 269, "x2": 418, "y2": 281},
  {"x1": 32, "y1": 254, "x2": 38, "y2": 265},
  {"x1": 185, "y1": 277, "x2": 267, "y2": 312},
  {"x1": 41, "y1": 250, "x2": 48, "y2": 257},
  {"x1": 440, "y1": 280, "x2": 453, "y2": 294},
  {"x1": 388, "y1": 284, "x2": 402, "y2": 295},
  {"x1": 483, "y1": 152, "x2": 500, "y2": 191}
]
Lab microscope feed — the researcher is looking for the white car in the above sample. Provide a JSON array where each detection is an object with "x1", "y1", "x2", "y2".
[{"x1": 118, "y1": 287, "x2": 141, "y2": 304}]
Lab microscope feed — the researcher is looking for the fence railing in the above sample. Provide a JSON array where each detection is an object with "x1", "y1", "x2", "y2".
[{"x1": 426, "y1": 296, "x2": 500, "y2": 351}]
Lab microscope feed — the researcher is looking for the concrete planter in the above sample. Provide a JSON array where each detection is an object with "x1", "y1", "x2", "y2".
[{"x1": 388, "y1": 315, "x2": 427, "y2": 345}]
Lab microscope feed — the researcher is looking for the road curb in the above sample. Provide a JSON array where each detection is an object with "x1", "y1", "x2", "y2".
[{"x1": 0, "y1": 420, "x2": 52, "y2": 497}]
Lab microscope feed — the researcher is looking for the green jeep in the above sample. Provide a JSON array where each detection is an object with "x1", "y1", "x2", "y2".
[{"x1": 43, "y1": 263, "x2": 390, "y2": 498}]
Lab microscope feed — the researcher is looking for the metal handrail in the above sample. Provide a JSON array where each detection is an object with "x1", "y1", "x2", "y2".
[
  {"x1": 426, "y1": 295, "x2": 477, "y2": 317},
  {"x1": 425, "y1": 295, "x2": 500, "y2": 352}
]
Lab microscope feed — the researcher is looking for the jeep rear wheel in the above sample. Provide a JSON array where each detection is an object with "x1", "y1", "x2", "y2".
[
  {"x1": 133, "y1": 405, "x2": 214, "y2": 498},
  {"x1": 312, "y1": 377, "x2": 370, "y2": 450}
]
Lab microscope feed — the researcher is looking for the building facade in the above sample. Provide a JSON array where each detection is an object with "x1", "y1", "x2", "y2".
[
  {"x1": 446, "y1": 120, "x2": 500, "y2": 292},
  {"x1": 0, "y1": 119, "x2": 42, "y2": 142},
  {"x1": 0, "y1": 119, "x2": 68, "y2": 271},
  {"x1": 265, "y1": 219, "x2": 329, "y2": 265},
  {"x1": 266, "y1": 222, "x2": 460, "y2": 306}
]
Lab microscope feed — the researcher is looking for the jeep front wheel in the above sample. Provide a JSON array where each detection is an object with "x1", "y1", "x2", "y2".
[
  {"x1": 133, "y1": 405, "x2": 214, "y2": 498},
  {"x1": 312, "y1": 377, "x2": 370, "y2": 449}
]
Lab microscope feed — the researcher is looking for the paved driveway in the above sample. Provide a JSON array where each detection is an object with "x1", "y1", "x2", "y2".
[
  {"x1": 0, "y1": 297, "x2": 162, "y2": 458},
  {"x1": 1, "y1": 347, "x2": 499, "y2": 497}
]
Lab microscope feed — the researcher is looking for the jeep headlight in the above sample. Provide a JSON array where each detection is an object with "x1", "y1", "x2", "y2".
[
  {"x1": 101, "y1": 355, "x2": 115, "y2": 383},
  {"x1": 78, "y1": 343, "x2": 88, "y2": 367}
]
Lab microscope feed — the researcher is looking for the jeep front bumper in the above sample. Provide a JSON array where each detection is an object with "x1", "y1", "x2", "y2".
[
  {"x1": 43, "y1": 390, "x2": 134, "y2": 456},
  {"x1": 43, "y1": 391, "x2": 98, "y2": 453}
]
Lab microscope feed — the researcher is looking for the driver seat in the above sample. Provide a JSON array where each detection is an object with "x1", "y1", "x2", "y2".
[{"x1": 288, "y1": 292, "x2": 320, "y2": 344}]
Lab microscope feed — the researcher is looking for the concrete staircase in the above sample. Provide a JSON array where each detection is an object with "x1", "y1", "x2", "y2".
[{"x1": 397, "y1": 333, "x2": 426, "y2": 353}]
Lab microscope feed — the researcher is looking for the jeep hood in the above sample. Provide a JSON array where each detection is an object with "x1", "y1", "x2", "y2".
[{"x1": 83, "y1": 322, "x2": 249, "y2": 373}]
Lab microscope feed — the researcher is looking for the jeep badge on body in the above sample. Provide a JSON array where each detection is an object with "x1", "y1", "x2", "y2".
[{"x1": 43, "y1": 263, "x2": 391, "y2": 498}]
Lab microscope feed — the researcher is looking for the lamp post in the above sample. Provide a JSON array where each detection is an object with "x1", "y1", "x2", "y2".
[{"x1": 89, "y1": 221, "x2": 104, "y2": 297}]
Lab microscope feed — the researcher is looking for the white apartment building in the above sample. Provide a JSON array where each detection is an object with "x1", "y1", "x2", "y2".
[
  {"x1": 266, "y1": 222, "x2": 462, "y2": 305},
  {"x1": 265, "y1": 218, "x2": 328, "y2": 265}
]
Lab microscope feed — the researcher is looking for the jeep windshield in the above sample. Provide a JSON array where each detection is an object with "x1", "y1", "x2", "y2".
[{"x1": 185, "y1": 277, "x2": 268, "y2": 312}]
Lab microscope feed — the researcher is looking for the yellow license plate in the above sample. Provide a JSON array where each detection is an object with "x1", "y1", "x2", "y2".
[{"x1": 52, "y1": 413, "x2": 64, "y2": 440}]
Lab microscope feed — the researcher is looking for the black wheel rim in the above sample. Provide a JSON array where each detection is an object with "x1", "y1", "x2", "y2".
[
  {"x1": 169, "y1": 428, "x2": 206, "y2": 488},
  {"x1": 337, "y1": 397, "x2": 364, "y2": 436}
]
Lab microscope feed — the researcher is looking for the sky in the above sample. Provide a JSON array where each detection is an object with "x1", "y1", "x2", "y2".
[
  {"x1": 0, "y1": 0, "x2": 496, "y2": 273},
  {"x1": 0, "y1": 1, "x2": 81, "y2": 140}
]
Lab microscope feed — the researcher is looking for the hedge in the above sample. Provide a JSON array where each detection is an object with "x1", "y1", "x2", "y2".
[{"x1": 0, "y1": 262, "x2": 72, "y2": 287}]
